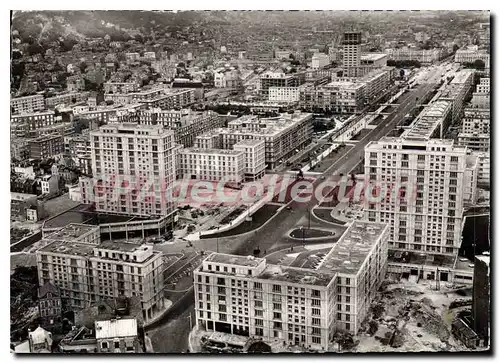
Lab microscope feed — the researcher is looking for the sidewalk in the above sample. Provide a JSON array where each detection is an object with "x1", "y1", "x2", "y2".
[
  {"x1": 143, "y1": 299, "x2": 173, "y2": 328},
  {"x1": 188, "y1": 324, "x2": 207, "y2": 353}
]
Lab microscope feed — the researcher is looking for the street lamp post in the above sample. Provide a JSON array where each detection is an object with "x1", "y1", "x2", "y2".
[{"x1": 187, "y1": 311, "x2": 193, "y2": 330}]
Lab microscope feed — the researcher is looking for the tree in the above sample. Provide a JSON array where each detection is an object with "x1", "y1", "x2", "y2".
[
  {"x1": 473, "y1": 59, "x2": 485, "y2": 70},
  {"x1": 79, "y1": 61, "x2": 88, "y2": 73}
]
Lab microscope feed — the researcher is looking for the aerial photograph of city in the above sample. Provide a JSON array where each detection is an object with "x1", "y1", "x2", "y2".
[{"x1": 9, "y1": 9, "x2": 491, "y2": 354}]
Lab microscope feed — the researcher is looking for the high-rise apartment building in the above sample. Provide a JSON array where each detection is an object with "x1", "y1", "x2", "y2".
[
  {"x1": 36, "y1": 224, "x2": 165, "y2": 322},
  {"x1": 193, "y1": 221, "x2": 389, "y2": 351},
  {"x1": 342, "y1": 32, "x2": 362, "y2": 77},
  {"x1": 364, "y1": 137, "x2": 476, "y2": 256},
  {"x1": 80, "y1": 123, "x2": 177, "y2": 218}
]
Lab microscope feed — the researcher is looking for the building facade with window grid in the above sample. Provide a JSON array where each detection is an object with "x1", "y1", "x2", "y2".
[
  {"x1": 193, "y1": 221, "x2": 389, "y2": 350},
  {"x1": 80, "y1": 123, "x2": 177, "y2": 218},
  {"x1": 364, "y1": 137, "x2": 477, "y2": 256},
  {"x1": 35, "y1": 224, "x2": 164, "y2": 322}
]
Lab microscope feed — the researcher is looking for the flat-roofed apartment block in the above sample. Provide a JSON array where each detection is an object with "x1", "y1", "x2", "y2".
[
  {"x1": 11, "y1": 111, "x2": 55, "y2": 138},
  {"x1": 299, "y1": 81, "x2": 366, "y2": 113},
  {"x1": 104, "y1": 88, "x2": 196, "y2": 109},
  {"x1": 45, "y1": 92, "x2": 90, "y2": 109},
  {"x1": 402, "y1": 100, "x2": 452, "y2": 140},
  {"x1": 36, "y1": 223, "x2": 164, "y2": 322},
  {"x1": 454, "y1": 48, "x2": 490, "y2": 68},
  {"x1": 364, "y1": 137, "x2": 477, "y2": 257},
  {"x1": 438, "y1": 69, "x2": 474, "y2": 124},
  {"x1": 386, "y1": 47, "x2": 443, "y2": 65},
  {"x1": 28, "y1": 134, "x2": 65, "y2": 160},
  {"x1": 210, "y1": 112, "x2": 312, "y2": 169},
  {"x1": 80, "y1": 123, "x2": 176, "y2": 218},
  {"x1": 177, "y1": 148, "x2": 245, "y2": 183},
  {"x1": 11, "y1": 94, "x2": 45, "y2": 114},
  {"x1": 462, "y1": 107, "x2": 490, "y2": 134},
  {"x1": 104, "y1": 82, "x2": 140, "y2": 94},
  {"x1": 193, "y1": 221, "x2": 389, "y2": 350},
  {"x1": 233, "y1": 139, "x2": 266, "y2": 181},
  {"x1": 268, "y1": 85, "x2": 305, "y2": 103},
  {"x1": 360, "y1": 53, "x2": 388, "y2": 68},
  {"x1": 331, "y1": 68, "x2": 392, "y2": 105},
  {"x1": 195, "y1": 129, "x2": 222, "y2": 149},
  {"x1": 129, "y1": 109, "x2": 225, "y2": 147},
  {"x1": 457, "y1": 133, "x2": 490, "y2": 153},
  {"x1": 472, "y1": 151, "x2": 490, "y2": 185},
  {"x1": 259, "y1": 72, "x2": 305, "y2": 99},
  {"x1": 471, "y1": 78, "x2": 490, "y2": 109}
]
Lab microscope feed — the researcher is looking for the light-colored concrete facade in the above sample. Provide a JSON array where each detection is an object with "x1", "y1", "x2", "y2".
[
  {"x1": 36, "y1": 224, "x2": 164, "y2": 322},
  {"x1": 177, "y1": 148, "x2": 245, "y2": 183},
  {"x1": 233, "y1": 139, "x2": 266, "y2": 181},
  {"x1": 80, "y1": 123, "x2": 176, "y2": 218},
  {"x1": 11, "y1": 94, "x2": 45, "y2": 114},
  {"x1": 193, "y1": 221, "x2": 389, "y2": 351},
  {"x1": 364, "y1": 137, "x2": 476, "y2": 256}
]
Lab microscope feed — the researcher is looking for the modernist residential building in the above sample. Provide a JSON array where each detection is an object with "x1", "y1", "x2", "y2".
[
  {"x1": 438, "y1": 69, "x2": 475, "y2": 123},
  {"x1": 27, "y1": 134, "x2": 65, "y2": 160},
  {"x1": 213, "y1": 112, "x2": 313, "y2": 169},
  {"x1": 462, "y1": 107, "x2": 490, "y2": 134},
  {"x1": 35, "y1": 224, "x2": 165, "y2": 322},
  {"x1": 193, "y1": 221, "x2": 389, "y2": 351},
  {"x1": 472, "y1": 151, "x2": 490, "y2": 185},
  {"x1": 342, "y1": 31, "x2": 362, "y2": 77},
  {"x1": 80, "y1": 123, "x2": 177, "y2": 218},
  {"x1": 259, "y1": 72, "x2": 305, "y2": 99},
  {"x1": 268, "y1": 85, "x2": 305, "y2": 103},
  {"x1": 470, "y1": 78, "x2": 490, "y2": 109},
  {"x1": 299, "y1": 81, "x2": 366, "y2": 113},
  {"x1": 457, "y1": 133, "x2": 490, "y2": 153},
  {"x1": 11, "y1": 111, "x2": 56, "y2": 137},
  {"x1": 104, "y1": 82, "x2": 140, "y2": 94},
  {"x1": 385, "y1": 47, "x2": 444, "y2": 64},
  {"x1": 402, "y1": 100, "x2": 452, "y2": 140},
  {"x1": 364, "y1": 137, "x2": 477, "y2": 256},
  {"x1": 233, "y1": 139, "x2": 266, "y2": 181},
  {"x1": 11, "y1": 94, "x2": 45, "y2": 114},
  {"x1": 45, "y1": 92, "x2": 90, "y2": 109},
  {"x1": 311, "y1": 53, "x2": 330, "y2": 69},
  {"x1": 127, "y1": 109, "x2": 225, "y2": 147},
  {"x1": 455, "y1": 48, "x2": 490, "y2": 68},
  {"x1": 360, "y1": 53, "x2": 388, "y2": 68},
  {"x1": 177, "y1": 148, "x2": 245, "y2": 183}
]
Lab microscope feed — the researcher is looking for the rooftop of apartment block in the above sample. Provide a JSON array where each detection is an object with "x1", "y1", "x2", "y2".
[
  {"x1": 179, "y1": 147, "x2": 244, "y2": 156},
  {"x1": 205, "y1": 253, "x2": 265, "y2": 267},
  {"x1": 318, "y1": 221, "x2": 387, "y2": 275},
  {"x1": 258, "y1": 264, "x2": 334, "y2": 287},
  {"x1": 361, "y1": 53, "x2": 388, "y2": 61},
  {"x1": 39, "y1": 239, "x2": 96, "y2": 257},
  {"x1": 234, "y1": 139, "x2": 265, "y2": 147},
  {"x1": 45, "y1": 223, "x2": 99, "y2": 241},
  {"x1": 97, "y1": 240, "x2": 153, "y2": 253}
]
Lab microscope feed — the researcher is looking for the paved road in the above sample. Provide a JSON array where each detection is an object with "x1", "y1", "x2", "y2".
[{"x1": 146, "y1": 68, "x2": 444, "y2": 352}]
